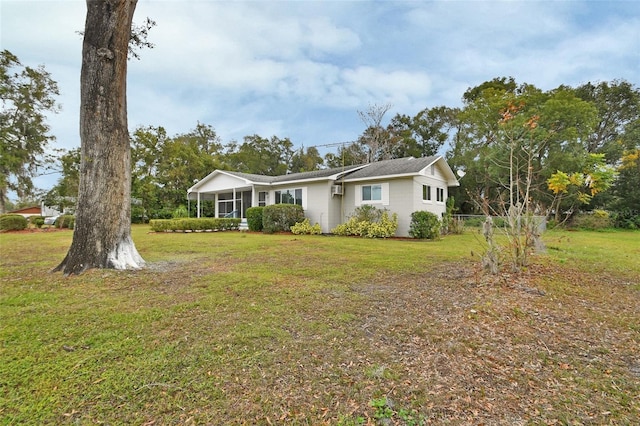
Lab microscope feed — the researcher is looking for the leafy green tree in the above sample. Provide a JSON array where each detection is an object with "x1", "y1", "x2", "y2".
[
  {"x1": 324, "y1": 142, "x2": 368, "y2": 168},
  {"x1": 612, "y1": 148, "x2": 640, "y2": 213},
  {"x1": 130, "y1": 125, "x2": 167, "y2": 218},
  {"x1": 289, "y1": 146, "x2": 323, "y2": 173},
  {"x1": 547, "y1": 154, "x2": 617, "y2": 222},
  {"x1": 448, "y1": 80, "x2": 598, "y2": 216},
  {"x1": 155, "y1": 125, "x2": 224, "y2": 210},
  {"x1": 389, "y1": 106, "x2": 458, "y2": 159},
  {"x1": 572, "y1": 80, "x2": 640, "y2": 162},
  {"x1": 225, "y1": 134, "x2": 293, "y2": 175},
  {"x1": 462, "y1": 76, "x2": 518, "y2": 103},
  {"x1": 43, "y1": 148, "x2": 80, "y2": 213},
  {"x1": 0, "y1": 50, "x2": 59, "y2": 213}
]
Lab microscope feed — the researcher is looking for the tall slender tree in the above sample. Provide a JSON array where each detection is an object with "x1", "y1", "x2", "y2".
[
  {"x1": 55, "y1": 0, "x2": 143, "y2": 274},
  {"x1": 0, "y1": 50, "x2": 59, "y2": 213}
]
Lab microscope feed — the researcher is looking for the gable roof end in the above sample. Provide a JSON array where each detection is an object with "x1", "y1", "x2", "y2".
[{"x1": 342, "y1": 156, "x2": 459, "y2": 186}]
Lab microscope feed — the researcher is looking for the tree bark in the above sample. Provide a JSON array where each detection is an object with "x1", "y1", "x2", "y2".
[{"x1": 55, "y1": 0, "x2": 144, "y2": 275}]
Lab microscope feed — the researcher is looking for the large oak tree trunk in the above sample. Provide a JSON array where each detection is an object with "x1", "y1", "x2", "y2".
[{"x1": 55, "y1": 0, "x2": 144, "y2": 275}]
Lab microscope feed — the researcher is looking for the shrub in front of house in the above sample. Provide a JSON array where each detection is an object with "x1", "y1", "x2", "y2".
[
  {"x1": 409, "y1": 211, "x2": 441, "y2": 239},
  {"x1": 246, "y1": 207, "x2": 264, "y2": 232},
  {"x1": 332, "y1": 206, "x2": 398, "y2": 238},
  {"x1": 0, "y1": 214, "x2": 28, "y2": 231},
  {"x1": 149, "y1": 218, "x2": 241, "y2": 232},
  {"x1": 29, "y1": 215, "x2": 45, "y2": 228},
  {"x1": 290, "y1": 218, "x2": 322, "y2": 235},
  {"x1": 262, "y1": 204, "x2": 305, "y2": 233},
  {"x1": 56, "y1": 215, "x2": 75, "y2": 229}
]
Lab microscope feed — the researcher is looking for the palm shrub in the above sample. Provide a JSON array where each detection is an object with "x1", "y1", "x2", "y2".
[
  {"x1": 0, "y1": 214, "x2": 28, "y2": 231},
  {"x1": 172, "y1": 205, "x2": 189, "y2": 219},
  {"x1": 409, "y1": 211, "x2": 441, "y2": 239},
  {"x1": 246, "y1": 207, "x2": 264, "y2": 232}
]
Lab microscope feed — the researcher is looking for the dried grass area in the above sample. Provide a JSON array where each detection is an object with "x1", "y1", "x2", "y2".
[{"x1": 175, "y1": 261, "x2": 639, "y2": 425}]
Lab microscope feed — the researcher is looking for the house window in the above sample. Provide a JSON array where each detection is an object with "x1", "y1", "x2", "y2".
[
  {"x1": 356, "y1": 182, "x2": 389, "y2": 206},
  {"x1": 437, "y1": 187, "x2": 445, "y2": 202},
  {"x1": 275, "y1": 188, "x2": 302, "y2": 206},
  {"x1": 258, "y1": 191, "x2": 267, "y2": 207},
  {"x1": 422, "y1": 185, "x2": 431, "y2": 201},
  {"x1": 362, "y1": 184, "x2": 382, "y2": 202}
]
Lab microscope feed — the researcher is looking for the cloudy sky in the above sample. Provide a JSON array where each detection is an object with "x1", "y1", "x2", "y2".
[{"x1": 2, "y1": 0, "x2": 639, "y2": 194}]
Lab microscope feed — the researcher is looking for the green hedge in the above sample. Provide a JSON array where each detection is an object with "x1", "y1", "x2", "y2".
[
  {"x1": 611, "y1": 209, "x2": 640, "y2": 229},
  {"x1": 570, "y1": 210, "x2": 612, "y2": 230},
  {"x1": 409, "y1": 211, "x2": 441, "y2": 239},
  {"x1": 149, "y1": 217, "x2": 241, "y2": 232},
  {"x1": 29, "y1": 215, "x2": 45, "y2": 228},
  {"x1": 246, "y1": 207, "x2": 264, "y2": 232},
  {"x1": 262, "y1": 204, "x2": 304, "y2": 233},
  {"x1": 0, "y1": 214, "x2": 28, "y2": 231},
  {"x1": 56, "y1": 215, "x2": 75, "y2": 229}
]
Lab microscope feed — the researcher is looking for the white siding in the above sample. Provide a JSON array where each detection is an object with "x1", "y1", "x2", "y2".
[
  {"x1": 302, "y1": 182, "x2": 331, "y2": 231},
  {"x1": 196, "y1": 173, "x2": 249, "y2": 192},
  {"x1": 342, "y1": 176, "x2": 450, "y2": 237}
]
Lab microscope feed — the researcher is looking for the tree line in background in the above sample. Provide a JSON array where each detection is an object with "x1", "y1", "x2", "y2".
[{"x1": 2, "y1": 48, "x2": 638, "y2": 228}]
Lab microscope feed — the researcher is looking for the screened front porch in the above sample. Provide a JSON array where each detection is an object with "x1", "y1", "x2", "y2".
[{"x1": 188, "y1": 188, "x2": 254, "y2": 220}]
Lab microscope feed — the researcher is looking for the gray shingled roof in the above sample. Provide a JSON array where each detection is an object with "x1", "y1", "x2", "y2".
[
  {"x1": 222, "y1": 171, "x2": 275, "y2": 184},
  {"x1": 223, "y1": 164, "x2": 363, "y2": 184},
  {"x1": 342, "y1": 156, "x2": 439, "y2": 180},
  {"x1": 211, "y1": 156, "x2": 446, "y2": 188},
  {"x1": 273, "y1": 164, "x2": 363, "y2": 182}
]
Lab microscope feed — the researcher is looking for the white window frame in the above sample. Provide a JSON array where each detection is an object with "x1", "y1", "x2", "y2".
[
  {"x1": 355, "y1": 182, "x2": 389, "y2": 206},
  {"x1": 273, "y1": 187, "x2": 306, "y2": 209},
  {"x1": 258, "y1": 191, "x2": 268, "y2": 207},
  {"x1": 422, "y1": 184, "x2": 432, "y2": 202},
  {"x1": 362, "y1": 184, "x2": 382, "y2": 202}
]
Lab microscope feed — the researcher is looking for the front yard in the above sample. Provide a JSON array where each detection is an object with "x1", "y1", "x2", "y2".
[{"x1": 0, "y1": 227, "x2": 638, "y2": 424}]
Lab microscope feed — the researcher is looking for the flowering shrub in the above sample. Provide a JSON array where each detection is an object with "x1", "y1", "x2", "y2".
[
  {"x1": 332, "y1": 207, "x2": 398, "y2": 238},
  {"x1": 290, "y1": 218, "x2": 322, "y2": 235}
]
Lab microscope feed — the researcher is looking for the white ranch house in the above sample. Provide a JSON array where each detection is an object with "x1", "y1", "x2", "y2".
[{"x1": 187, "y1": 156, "x2": 460, "y2": 237}]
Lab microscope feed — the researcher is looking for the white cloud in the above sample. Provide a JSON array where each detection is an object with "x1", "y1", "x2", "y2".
[{"x1": 1, "y1": 0, "x2": 638, "y2": 196}]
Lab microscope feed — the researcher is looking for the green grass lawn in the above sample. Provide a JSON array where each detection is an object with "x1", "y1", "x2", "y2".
[{"x1": 1, "y1": 226, "x2": 638, "y2": 424}]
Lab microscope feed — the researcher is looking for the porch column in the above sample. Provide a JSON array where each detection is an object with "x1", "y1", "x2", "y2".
[
  {"x1": 197, "y1": 192, "x2": 201, "y2": 218},
  {"x1": 233, "y1": 188, "x2": 237, "y2": 218}
]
